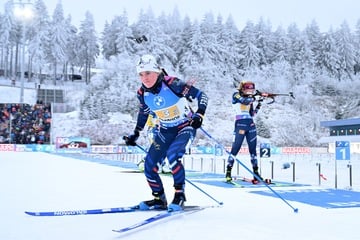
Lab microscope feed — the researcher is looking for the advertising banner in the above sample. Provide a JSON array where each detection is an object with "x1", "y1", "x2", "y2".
[
  {"x1": 0, "y1": 144, "x2": 15, "y2": 152},
  {"x1": 56, "y1": 137, "x2": 91, "y2": 153}
]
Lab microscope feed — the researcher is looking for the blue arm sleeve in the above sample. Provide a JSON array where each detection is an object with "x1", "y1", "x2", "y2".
[
  {"x1": 232, "y1": 92, "x2": 254, "y2": 105},
  {"x1": 134, "y1": 91, "x2": 150, "y2": 132},
  {"x1": 167, "y1": 77, "x2": 208, "y2": 115}
]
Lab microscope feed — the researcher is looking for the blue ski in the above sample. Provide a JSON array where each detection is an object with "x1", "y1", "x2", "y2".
[
  {"x1": 25, "y1": 206, "x2": 142, "y2": 216},
  {"x1": 112, "y1": 205, "x2": 218, "y2": 234}
]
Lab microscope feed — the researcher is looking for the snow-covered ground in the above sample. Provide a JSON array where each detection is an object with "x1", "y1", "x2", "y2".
[
  {"x1": 0, "y1": 77, "x2": 84, "y2": 105},
  {"x1": 1, "y1": 151, "x2": 360, "y2": 240},
  {"x1": 0, "y1": 79, "x2": 37, "y2": 104}
]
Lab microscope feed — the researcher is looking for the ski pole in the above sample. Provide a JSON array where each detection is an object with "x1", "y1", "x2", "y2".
[
  {"x1": 199, "y1": 127, "x2": 298, "y2": 213},
  {"x1": 133, "y1": 142, "x2": 224, "y2": 206}
]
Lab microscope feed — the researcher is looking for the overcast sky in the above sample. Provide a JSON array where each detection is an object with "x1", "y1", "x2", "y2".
[{"x1": 40, "y1": 0, "x2": 359, "y2": 32}]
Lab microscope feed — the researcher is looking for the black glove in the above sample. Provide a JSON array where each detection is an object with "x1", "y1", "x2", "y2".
[
  {"x1": 123, "y1": 130, "x2": 140, "y2": 146},
  {"x1": 256, "y1": 101, "x2": 262, "y2": 110},
  {"x1": 256, "y1": 98, "x2": 263, "y2": 110},
  {"x1": 190, "y1": 113, "x2": 203, "y2": 129}
]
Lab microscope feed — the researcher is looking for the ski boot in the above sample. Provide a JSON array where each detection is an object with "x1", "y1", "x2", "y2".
[
  {"x1": 168, "y1": 187, "x2": 186, "y2": 212},
  {"x1": 252, "y1": 166, "x2": 263, "y2": 184},
  {"x1": 225, "y1": 166, "x2": 232, "y2": 182},
  {"x1": 138, "y1": 191, "x2": 167, "y2": 210}
]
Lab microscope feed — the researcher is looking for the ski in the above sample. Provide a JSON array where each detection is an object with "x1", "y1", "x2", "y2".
[
  {"x1": 112, "y1": 205, "x2": 218, "y2": 234},
  {"x1": 25, "y1": 205, "x2": 148, "y2": 217},
  {"x1": 119, "y1": 169, "x2": 143, "y2": 173},
  {"x1": 224, "y1": 180, "x2": 244, "y2": 188},
  {"x1": 119, "y1": 169, "x2": 172, "y2": 175},
  {"x1": 241, "y1": 177, "x2": 272, "y2": 184}
]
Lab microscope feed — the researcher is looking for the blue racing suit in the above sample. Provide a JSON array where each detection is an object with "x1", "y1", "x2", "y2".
[
  {"x1": 134, "y1": 73, "x2": 208, "y2": 194},
  {"x1": 227, "y1": 91, "x2": 261, "y2": 173}
]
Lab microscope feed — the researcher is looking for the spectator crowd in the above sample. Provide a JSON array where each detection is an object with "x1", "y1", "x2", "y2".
[{"x1": 0, "y1": 101, "x2": 51, "y2": 144}]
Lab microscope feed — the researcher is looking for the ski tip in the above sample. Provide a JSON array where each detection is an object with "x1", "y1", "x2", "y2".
[{"x1": 25, "y1": 211, "x2": 38, "y2": 216}]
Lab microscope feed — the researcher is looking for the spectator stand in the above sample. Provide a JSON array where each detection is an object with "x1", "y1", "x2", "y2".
[{"x1": 0, "y1": 102, "x2": 51, "y2": 144}]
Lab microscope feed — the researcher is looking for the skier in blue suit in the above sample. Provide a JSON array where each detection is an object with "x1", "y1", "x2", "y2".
[
  {"x1": 225, "y1": 81, "x2": 262, "y2": 183},
  {"x1": 125, "y1": 54, "x2": 208, "y2": 212}
]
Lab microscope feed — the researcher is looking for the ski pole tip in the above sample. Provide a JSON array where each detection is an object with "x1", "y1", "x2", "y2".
[
  {"x1": 219, "y1": 202, "x2": 224, "y2": 205},
  {"x1": 294, "y1": 208, "x2": 299, "y2": 213}
]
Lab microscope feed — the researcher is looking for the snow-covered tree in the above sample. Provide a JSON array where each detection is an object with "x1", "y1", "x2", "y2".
[
  {"x1": 101, "y1": 11, "x2": 134, "y2": 60},
  {"x1": 333, "y1": 21, "x2": 356, "y2": 81},
  {"x1": 77, "y1": 11, "x2": 99, "y2": 84},
  {"x1": 47, "y1": 1, "x2": 67, "y2": 84},
  {"x1": 0, "y1": 1, "x2": 16, "y2": 78},
  {"x1": 320, "y1": 29, "x2": 340, "y2": 78},
  {"x1": 238, "y1": 20, "x2": 261, "y2": 71},
  {"x1": 27, "y1": 0, "x2": 50, "y2": 82}
]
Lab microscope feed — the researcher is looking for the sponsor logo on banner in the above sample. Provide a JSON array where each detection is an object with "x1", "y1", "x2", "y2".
[
  {"x1": 91, "y1": 145, "x2": 118, "y2": 153},
  {"x1": 15, "y1": 145, "x2": 27, "y2": 152},
  {"x1": 56, "y1": 137, "x2": 91, "y2": 153},
  {"x1": 281, "y1": 147, "x2": 311, "y2": 154},
  {"x1": 0, "y1": 144, "x2": 15, "y2": 151}
]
